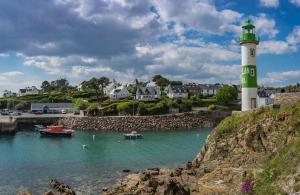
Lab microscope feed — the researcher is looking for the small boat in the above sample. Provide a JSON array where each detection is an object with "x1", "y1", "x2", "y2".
[
  {"x1": 124, "y1": 131, "x2": 143, "y2": 139},
  {"x1": 39, "y1": 124, "x2": 74, "y2": 137},
  {"x1": 34, "y1": 125, "x2": 45, "y2": 131}
]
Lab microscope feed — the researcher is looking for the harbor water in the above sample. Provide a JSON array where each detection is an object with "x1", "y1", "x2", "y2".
[{"x1": 0, "y1": 128, "x2": 211, "y2": 194}]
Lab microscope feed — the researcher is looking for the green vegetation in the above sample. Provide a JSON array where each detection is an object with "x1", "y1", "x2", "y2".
[
  {"x1": 253, "y1": 137, "x2": 300, "y2": 194},
  {"x1": 216, "y1": 85, "x2": 238, "y2": 104}
]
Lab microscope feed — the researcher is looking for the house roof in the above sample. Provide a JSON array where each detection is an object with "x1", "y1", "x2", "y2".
[
  {"x1": 31, "y1": 103, "x2": 74, "y2": 110},
  {"x1": 136, "y1": 86, "x2": 159, "y2": 95},
  {"x1": 169, "y1": 85, "x2": 187, "y2": 93}
]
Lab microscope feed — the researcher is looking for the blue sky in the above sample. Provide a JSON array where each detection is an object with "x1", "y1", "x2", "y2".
[{"x1": 0, "y1": 0, "x2": 299, "y2": 93}]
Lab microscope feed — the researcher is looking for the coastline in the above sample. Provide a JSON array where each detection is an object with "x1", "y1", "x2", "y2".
[{"x1": 59, "y1": 110, "x2": 231, "y2": 132}]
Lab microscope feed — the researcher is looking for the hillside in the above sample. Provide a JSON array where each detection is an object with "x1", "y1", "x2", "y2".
[{"x1": 104, "y1": 100, "x2": 300, "y2": 194}]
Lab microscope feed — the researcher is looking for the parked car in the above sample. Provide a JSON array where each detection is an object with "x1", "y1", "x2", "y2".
[
  {"x1": 34, "y1": 111, "x2": 43, "y2": 115},
  {"x1": 74, "y1": 110, "x2": 80, "y2": 115},
  {"x1": 1, "y1": 111, "x2": 9, "y2": 116},
  {"x1": 11, "y1": 111, "x2": 22, "y2": 116},
  {"x1": 61, "y1": 110, "x2": 67, "y2": 114}
]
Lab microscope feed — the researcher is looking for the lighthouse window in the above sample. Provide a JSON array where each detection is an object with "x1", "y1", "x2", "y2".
[
  {"x1": 250, "y1": 68, "x2": 255, "y2": 76},
  {"x1": 250, "y1": 48, "x2": 255, "y2": 57}
]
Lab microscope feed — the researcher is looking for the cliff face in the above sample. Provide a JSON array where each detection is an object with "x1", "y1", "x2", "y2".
[{"x1": 105, "y1": 100, "x2": 300, "y2": 195}]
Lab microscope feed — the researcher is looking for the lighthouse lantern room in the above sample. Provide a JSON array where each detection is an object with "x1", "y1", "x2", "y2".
[{"x1": 240, "y1": 19, "x2": 259, "y2": 111}]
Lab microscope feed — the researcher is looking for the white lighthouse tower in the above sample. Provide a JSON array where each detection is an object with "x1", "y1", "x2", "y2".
[{"x1": 240, "y1": 19, "x2": 259, "y2": 111}]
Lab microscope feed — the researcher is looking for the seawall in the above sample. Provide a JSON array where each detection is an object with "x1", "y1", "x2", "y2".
[{"x1": 59, "y1": 111, "x2": 231, "y2": 132}]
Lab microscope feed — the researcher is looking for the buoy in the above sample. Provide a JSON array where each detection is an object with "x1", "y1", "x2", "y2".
[
  {"x1": 82, "y1": 144, "x2": 87, "y2": 149},
  {"x1": 92, "y1": 135, "x2": 95, "y2": 140}
]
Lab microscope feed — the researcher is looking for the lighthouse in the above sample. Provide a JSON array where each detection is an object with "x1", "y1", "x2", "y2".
[{"x1": 240, "y1": 19, "x2": 259, "y2": 111}]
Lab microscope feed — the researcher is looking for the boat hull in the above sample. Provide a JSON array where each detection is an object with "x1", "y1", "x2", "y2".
[{"x1": 39, "y1": 130, "x2": 73, "y2": 137}]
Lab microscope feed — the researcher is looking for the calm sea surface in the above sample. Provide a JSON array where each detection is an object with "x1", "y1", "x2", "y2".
[{"x1": 0, "y1": 128, "x2": 211, "y2": 194}]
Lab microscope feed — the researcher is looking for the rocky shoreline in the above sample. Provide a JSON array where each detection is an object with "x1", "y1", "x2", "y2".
[
  {"x1": 103, "y1": 101, "x2": 300, "y2": 194},
  {"x1": 59, "y1": 111, "x2": 231, "y2": 132}
]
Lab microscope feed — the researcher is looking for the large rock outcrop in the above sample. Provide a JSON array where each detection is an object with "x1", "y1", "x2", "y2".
[{"x1": 104, "y1": 99, "x2": 300, "y2": 194}]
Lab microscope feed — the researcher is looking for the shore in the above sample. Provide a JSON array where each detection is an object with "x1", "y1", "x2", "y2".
[{"x1": 59, "y1": 110, "x2": 231, "y2": 132}]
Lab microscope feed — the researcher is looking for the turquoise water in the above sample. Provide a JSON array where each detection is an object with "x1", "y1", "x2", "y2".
[{"x1": 0, "y1": 128, "x2": 211, "y2": 194}]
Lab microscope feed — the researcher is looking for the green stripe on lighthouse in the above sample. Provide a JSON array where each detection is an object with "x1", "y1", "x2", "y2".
[{"x1": 242, "y1": 65, "x2": 257, "y2": 88}]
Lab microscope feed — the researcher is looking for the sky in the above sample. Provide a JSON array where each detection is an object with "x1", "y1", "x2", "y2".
[{"x1": 0, "y1": 0, "x2": 299, "y2": 93}]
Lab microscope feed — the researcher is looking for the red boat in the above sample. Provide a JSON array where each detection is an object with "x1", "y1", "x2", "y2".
[{"x1": 39, "y1": 125, "x2": 74, "y2": 137}]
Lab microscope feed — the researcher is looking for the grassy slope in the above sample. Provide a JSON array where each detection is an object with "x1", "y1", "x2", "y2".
[{"x1": 209, "y1": 100, "x2": 300, "y2": 194}]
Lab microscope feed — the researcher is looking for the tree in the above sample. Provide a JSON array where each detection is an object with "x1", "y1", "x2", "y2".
[
  {"x1": 152, "y1": 75, "x2": 170, "y2": 89},
  {"x1": 51, "y1": 78, "x2": 69, "y2": 92},
  {"x1": 216, "y1": 86, "x2": 238, "y2": 104},
  {"x1": 81, "y1": 77, "x2": 110, "y2": 106},
  {"x1": 75, "y1": 99, "x2": 89, "y2": 110},
  {"x1": 41, "y1": 81, "x2": 52, "y2": 92}
]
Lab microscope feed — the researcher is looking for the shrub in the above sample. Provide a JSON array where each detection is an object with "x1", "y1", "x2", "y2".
[
  {"x1": 208, "y1": 104, "x2": 217, "y2": 110},
  {"x1": 86, "y1": 103, "x2": 99, "y2": 116},
  {"x1": 240, "y1": 179, "x2": 254, "y2": 195},
  {"x1": 216, "y1": 86, "x2": 238, "y2": 104},
  {"x1": 15, "y1": 102, "x2": 30, "y2": 110},
  {"x1": 75, "y1": 99, "x2": 89, "y2": 110}
]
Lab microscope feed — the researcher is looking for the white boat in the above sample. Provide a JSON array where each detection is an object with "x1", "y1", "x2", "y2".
[
  {"x1": 34, "y1": 125, "x2": 45, "y2": 131},
  {"x1": 124, "y1": 131, "x2": 143, "y2": 139}
]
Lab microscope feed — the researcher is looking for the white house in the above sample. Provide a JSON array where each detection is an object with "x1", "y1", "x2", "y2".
[
  {"x1": 19, "y1": 86, "x2": 40, "y2": 96},
  {"x1": 165, "y1": 84, "x2": 188, "y2": 98},
  {"x1": 109, "y1": 85, "x2": 130, "y2": 99},
  {"x1": 3, "y1": 90, "x2": 16, "y2": 97},
  {"x1": 257, "y1": 90, "x2": 275, "y2": 107},
  {"x1": 104, "y1": 80, "x2": 119, "y2": 95},
  {"x1": 136, "y1": 82, "x2": 161, "y2": 100}
]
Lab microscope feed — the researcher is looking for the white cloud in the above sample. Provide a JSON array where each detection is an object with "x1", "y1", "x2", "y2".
[
  {"x1": 0, "y1": 53, "x2": 9, "y2": 58},
  {"x1": 253, "y1": 14, "x2": 279, "y2": 38},
  {"x1": 289, "y1": 0, "x2": 300, "y2": 6},
  {"x1": 259, "y1": 0, "x2": 279, "y2": 8},
  {"x1": 287, "y1": 26, "x2": 300, "y2": 45},
  {"x1": 0, "y1": 71, "x2": 23, "y2": 78},
  {"x1": 152, "y1": 0, "x2": 242, "y2": 35},
  {"x1": 258, "y1": 40, "x2": 297, "y2": 54},
  {"x1": 261, "y1": 70, "x2": 300, "y2": 85}
]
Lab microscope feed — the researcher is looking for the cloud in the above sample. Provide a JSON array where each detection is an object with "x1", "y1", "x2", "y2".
[
  {"x1": 0, "y1": 71, "x2": 23, "y2": 77},
  {"x1": 258, "y1": 40, "x2": 297, "y2": 54},
  {"x1": 252, "y1": 14, "x2": 279, "y2": 38},
  {"x1": 289, "y1": 0, "x2": 300, "y2": 6},
  {"x1": 0, "y1": 0, "x2": 162, "y2": 58},
  {"x1": 259, "y1": 0, "x2": 279, "y2": 8},
  {"x1": 287, "y1": 26, "x2": 300, "y2": 45},
  {"x1": 152, "y1": 0, "x2": 242, "y2": 35},
  {"x1": 261, "y1": 70, "x2": 300, "y2": 85},
  {"x1": 258, "y1": 26, "x2": 300, "y2": 54}
]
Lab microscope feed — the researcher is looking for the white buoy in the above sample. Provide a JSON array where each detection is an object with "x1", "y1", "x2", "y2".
[
  {"x1": 82, "y1": 144, "x2": 87, "y2": 149},
  {"x1": 92, "y1": 135, "x2": 95, "y2": 140}
]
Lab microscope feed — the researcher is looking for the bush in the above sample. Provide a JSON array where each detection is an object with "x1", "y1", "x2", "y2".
[
  {"x1": 15, "y1": 102, "x2": 30, "y2": 110},
  {"x1": 216, "y1": 86, "x2": 238, "y2": 104},
  {"x1": 208, "y1": 104, "x2": 217, "y2": 110},
  {"x1": 100, "y1": 103, "x2": 118, "y2": 116},
  {"x1": 75, "y1": 99, "x2": 89, "y2": 110},
  {"x1": 86, "y1": 103, "x2": 99, "y2": 116}
]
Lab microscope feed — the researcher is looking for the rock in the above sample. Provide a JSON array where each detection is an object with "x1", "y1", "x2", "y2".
[
  {"x1": 49, "y1": 178, "x2": 75, "y2": 195},
  {"x1": 122, "y1": 169, "x2": 131, "y2": 173},
  {"x1": 42, "y1": 191, "x2": 55, "y2": 195},
  {"x1": 164, "y1": 179, "x2": 190, "y2": 195},
  {"x1": 16, "y1": 189, "x2": 32, "y2": 195}
]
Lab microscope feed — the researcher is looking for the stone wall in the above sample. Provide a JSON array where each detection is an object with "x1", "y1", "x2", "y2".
[
  {"x1": 275, "y1": 92, "x2": 300, "y2": 105},
  {"x1": 59, "y1": 111, "x2": 231, "y2": 132}
]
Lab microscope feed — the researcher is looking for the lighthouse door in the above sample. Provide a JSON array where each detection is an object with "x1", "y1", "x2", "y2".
[{"x1": 251, "y1": 98, "x2": 257, "y2": 109}]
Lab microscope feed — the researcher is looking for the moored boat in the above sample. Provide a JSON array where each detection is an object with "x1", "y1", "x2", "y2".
[
  {"x1": 124, "y1": 131, "x2": 143, "y2": 139},
  {"x1": 39, "y1": 124, "x2": 74, "y2": 137}
]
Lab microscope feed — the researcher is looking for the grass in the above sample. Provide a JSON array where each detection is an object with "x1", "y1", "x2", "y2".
[{"x1": 253, "y1": 136, "x2": 300, "y2": 194}]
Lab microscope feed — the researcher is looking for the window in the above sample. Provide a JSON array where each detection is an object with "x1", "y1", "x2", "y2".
[
  {"x1": 250, "y1": 48, "x2": 255, "y2": 57},
  {"x1": 250, "y1": 68, "x2": 255, "y2": 76}
]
